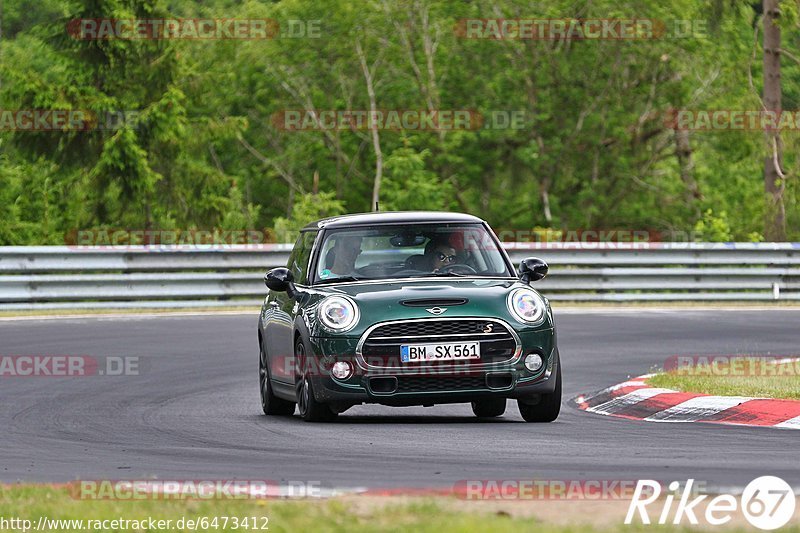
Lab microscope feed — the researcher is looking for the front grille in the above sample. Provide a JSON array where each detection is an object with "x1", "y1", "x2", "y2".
[
  {"x1": 395, "y1": 375, "x2": 488, "y2": 393},
  {"x1": 360, "y1": 319, "x2": 518, "y2": 367},
  {"x1": 371, "y1": 319, "x2": 494, "y2": 337}
]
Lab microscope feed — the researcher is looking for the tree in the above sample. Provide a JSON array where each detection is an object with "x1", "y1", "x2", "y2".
[
  {"x1": 762, "y1": 0, "x2": 786, "y2": 240},
  {"x1": 1, "y1": 0, "x2": 799, "y2": 243}
]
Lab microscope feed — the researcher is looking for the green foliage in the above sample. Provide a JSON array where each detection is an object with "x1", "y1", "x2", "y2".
[
  {"x1": 693, "y1": 209, "x2": 733, "y2": 242},
  {"x1": 273, "y1": 192, "x2": 347, "y2": 243},
  {"x1": 382, "y1": 148, "x2": 455, "y2": 211}
]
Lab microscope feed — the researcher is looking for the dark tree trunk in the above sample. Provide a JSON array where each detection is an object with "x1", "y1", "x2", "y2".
[
  {"x1": 674, "y1": 128, "x2": 701, "y2": 215},
  {"x1": 763, "y1": 0, "x2": 786, "y2": 240}
]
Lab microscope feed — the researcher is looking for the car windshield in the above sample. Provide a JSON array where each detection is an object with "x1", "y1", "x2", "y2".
[{"x1": 313, "y1": 223, "x2": 513, "y2": 283}]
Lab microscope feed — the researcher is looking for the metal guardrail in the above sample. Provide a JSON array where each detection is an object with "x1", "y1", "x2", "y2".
[{"x1": 0, "y1": 243, "x2": 799, "y2": 309}]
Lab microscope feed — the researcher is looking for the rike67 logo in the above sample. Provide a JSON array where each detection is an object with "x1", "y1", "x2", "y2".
[{"x1": 626, "y1": 476, "x2": 796, "y2": 530}]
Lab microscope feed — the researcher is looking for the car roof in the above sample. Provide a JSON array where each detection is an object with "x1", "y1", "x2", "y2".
[{"x1": 301, "y1": 211, "x2": 485, "y2": 231}]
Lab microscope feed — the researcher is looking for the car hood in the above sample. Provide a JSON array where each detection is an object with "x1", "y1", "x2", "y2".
[{"x1": 307, "y1": 277, "x2": 550, "y2": 336}]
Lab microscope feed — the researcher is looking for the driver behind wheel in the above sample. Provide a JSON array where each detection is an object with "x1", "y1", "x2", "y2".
[{"x1": 425, "y1": 239, "x2": 457, "y2": 272}]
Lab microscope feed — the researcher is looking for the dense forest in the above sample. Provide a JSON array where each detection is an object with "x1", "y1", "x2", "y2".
[{"x1": 1, "y1": 0, "x2": 799, "y2": 244}]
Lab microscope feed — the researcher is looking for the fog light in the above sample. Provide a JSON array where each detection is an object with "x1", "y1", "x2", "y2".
[
  {"x1": 331, "y1": 361, "x2": 353, "y2": 380},
  {"x1": 524, "y1": 353, "x2": 543, "y2": 372}
]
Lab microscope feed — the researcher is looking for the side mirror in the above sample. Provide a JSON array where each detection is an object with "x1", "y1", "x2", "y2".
[
  {"x1": 519, "y1": 257, "x2": 548, "y2": 283},
  {"x1": 265, "y1": 267, "x2": 295, "y2": 292}
]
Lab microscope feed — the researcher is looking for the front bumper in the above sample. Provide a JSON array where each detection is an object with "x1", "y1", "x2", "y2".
[{"x1": 307, "y1": 327, "x2": 558, "y2": 406}]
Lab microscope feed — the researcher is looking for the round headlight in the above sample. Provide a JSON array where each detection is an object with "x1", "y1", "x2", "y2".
[
  {"x1": 507, "y1": 288, "x2": 546, "y2": 325},
  {"x1": 318, "y1": 295, "x2": 359, "y2": 333}
]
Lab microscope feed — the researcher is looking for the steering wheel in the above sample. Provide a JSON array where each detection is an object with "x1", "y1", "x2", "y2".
[
  {"x1": 391, "y1": 268, "x2": 427, "y2": 276},
  {"x1": 355, "y1": 264, "x2": 386, "y2": 277},
  {"x1": 439, "y1": 263, "x2": 477, "y2": 274}
]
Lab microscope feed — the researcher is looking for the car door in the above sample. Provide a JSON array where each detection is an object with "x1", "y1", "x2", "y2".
[{"x1": 265, "y1": 230, "x2": 317, "y2": 384}]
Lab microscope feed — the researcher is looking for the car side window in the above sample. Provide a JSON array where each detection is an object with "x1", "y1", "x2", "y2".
[{"x1": 286, "y1": 231, "x2": 317, "y2": 284}]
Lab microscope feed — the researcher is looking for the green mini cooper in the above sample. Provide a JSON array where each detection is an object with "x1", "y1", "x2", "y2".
[{"x1": 258, "y1": 211, "x2": 561, "y2": 422}]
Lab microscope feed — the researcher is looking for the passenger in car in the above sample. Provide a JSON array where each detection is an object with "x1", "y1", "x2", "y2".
[{"x1": 329, "y1": 236, "x2": 363, "y2": 276}]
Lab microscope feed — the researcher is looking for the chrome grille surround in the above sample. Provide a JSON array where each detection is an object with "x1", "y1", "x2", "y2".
[{"x1": 355, "y1": 317, "x2": 522, "y2": 372}]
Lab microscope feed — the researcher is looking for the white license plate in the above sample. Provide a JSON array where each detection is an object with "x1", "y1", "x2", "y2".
[{"x1": 400, "y1": 341, "x2": 481, "y2": 362}]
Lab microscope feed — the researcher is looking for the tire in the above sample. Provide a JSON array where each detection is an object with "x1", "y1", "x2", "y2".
[
  {"x1": 259, "y1": 343, "x2": 295, "y2": 416},
  {"x1": 295, "y1": 338, "x2": 338, "y2": 422},
  {"x1": 471, "y1": 398, "x2": 506, "y2": 418},
  {"x1": 517, "y1": 360, "x2": 562, "y2": 423}
]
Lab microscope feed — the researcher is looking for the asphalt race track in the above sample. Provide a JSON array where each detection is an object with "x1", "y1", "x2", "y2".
[{"x1": 1, "y1": 309, "x2": 799, "y2": 490}]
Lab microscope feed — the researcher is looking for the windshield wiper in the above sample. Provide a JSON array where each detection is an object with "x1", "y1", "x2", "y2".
[
  {"x1": 316, "y1": 275, "x2": 362, "y2": 284},
  {"x1": 425, "y1": 271, "x2": 467, "y2": 277}
]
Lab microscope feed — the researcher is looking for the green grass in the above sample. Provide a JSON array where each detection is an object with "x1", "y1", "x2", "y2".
[
  {"x1": 2, "y1": 485, "x2": 785, "y2": 532},
  {"x1": 0, "y1": 485, "x2": 584, "y2": 533},
  {"x1": 649, "y1": 358, "x2": 800, "y2": 400}
]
